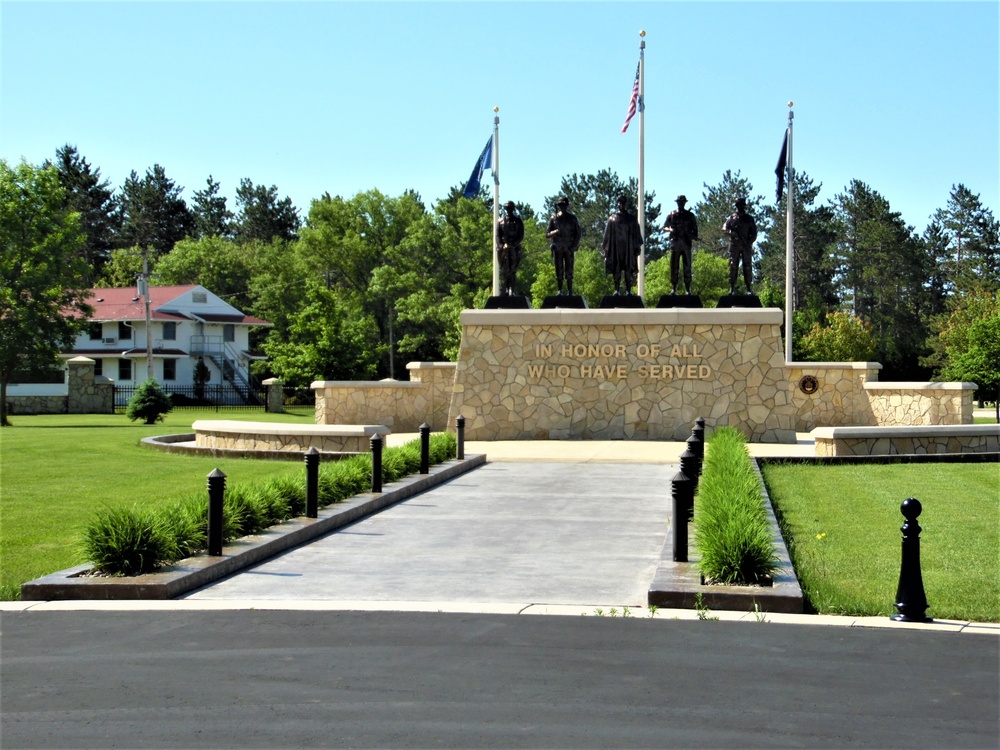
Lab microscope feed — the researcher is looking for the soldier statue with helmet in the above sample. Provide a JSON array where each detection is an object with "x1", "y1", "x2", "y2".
[
  {"x1": 722, "y1": 197, "x2": 758, "y2": 295},
  {"x1": 496, "y1": 200, "x2": 524, "y2": 296},
  {"x1": 546, "y1": 196, "x2": 583, "y2": 296}
]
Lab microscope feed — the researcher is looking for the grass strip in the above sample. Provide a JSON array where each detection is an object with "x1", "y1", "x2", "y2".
[{"x1": 762, "y1": 461, "x2": 1000, "y2": 622}]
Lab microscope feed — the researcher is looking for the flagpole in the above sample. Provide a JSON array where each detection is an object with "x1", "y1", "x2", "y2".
[
  {"x1": 637, "y1": 30, "x2": 646, "y2": 300},
  {"x1": 784, "y1": 102, "x2": 795, "y2": 363},
  {"x1": 492, "y1": 108, "x2": 501, "y2": 297}
]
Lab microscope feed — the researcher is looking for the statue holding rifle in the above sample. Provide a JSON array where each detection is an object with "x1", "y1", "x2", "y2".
[
  {"x1": 722, "y1": 197, "x2": 757, "y2": 295},
  {"x1": 496, "y1": 201, "x2": 524, "y2": 297},
  {"x1": 546, "y1": 196, "x2": 583, "y2": 295}
]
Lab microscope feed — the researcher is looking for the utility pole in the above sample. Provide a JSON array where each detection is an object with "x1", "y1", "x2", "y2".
[{"x1": 140, "y1": 247, "x2": 154, "y2": 381}]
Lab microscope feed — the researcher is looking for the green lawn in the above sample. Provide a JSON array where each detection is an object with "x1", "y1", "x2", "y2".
[
  {"x1": 762, "y1": 462, "x2": 1000, "y2": 622},
  {"x1": 0, "y1": 408, "x2": 316, "y2": 599}
]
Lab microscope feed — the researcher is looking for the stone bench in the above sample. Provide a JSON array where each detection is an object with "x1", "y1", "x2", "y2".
[
  {"x1": 192, "y1": 421, "x2": 391, "y2": 454},
  {"x1": 811, "y1": 424, "x2": 999, "y2": 457}
]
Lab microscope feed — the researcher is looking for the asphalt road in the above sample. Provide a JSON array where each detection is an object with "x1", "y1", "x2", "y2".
[{"x1": 2, "y1": 610, "x2": 997, "y2": 749}]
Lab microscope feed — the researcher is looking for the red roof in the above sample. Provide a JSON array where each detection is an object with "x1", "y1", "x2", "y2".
[{"x1": 84, "y1": 286, "x2": 269, "y2": 326}]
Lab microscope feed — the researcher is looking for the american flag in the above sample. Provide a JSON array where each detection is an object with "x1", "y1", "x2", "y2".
[{"x1": 620, "y1": 62, "x2": 640, "y2": 134}]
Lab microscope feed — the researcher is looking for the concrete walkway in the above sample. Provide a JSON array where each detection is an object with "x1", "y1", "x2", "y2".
[{"x1": 183, "y1": 461, "x2": 675, "y2": 606}]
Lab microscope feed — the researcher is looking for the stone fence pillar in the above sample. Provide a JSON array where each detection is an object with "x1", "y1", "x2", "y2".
[
  {"x1": 263, "y1": 378, "x2": 285, "y2": 413},
  {"x1": 66, "y1": 357, "x2": 113, "y2": 415}
]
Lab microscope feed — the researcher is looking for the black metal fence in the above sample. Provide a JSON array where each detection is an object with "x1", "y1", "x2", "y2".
[{"x1": 114, "y1": 384, "x2": 266, "y2": 412}]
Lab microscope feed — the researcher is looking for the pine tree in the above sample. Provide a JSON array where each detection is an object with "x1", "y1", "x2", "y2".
[
  {"x1": 234, "y1": 179, "x2": 300, "y2": 243},
  {"x1": 50, "y1": 144, "x2": 120, "y2": 281},
  {"x1": 191, "y1": 175, "x2": 234, "y2": 239},
  {"x1": 116, "y1": 164, "x2": 195, "y2": 256}
]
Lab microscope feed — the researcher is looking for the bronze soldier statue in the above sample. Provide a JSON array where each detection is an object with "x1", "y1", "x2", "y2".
[
  {"x1": 546, "y1": 196, "x2": 583, "y2": 295},
  {"x1": 496, "y1": 201, "x2": 524, "y2": 296},
  {"x1": 723, "y1": 197, "x2": 757, "y2": 295},
  {"x1": 662, "y1": 194, "x2": 699, "y2": 295},
  {"x1": 602, "y1": 194, "x2": 643, "y2": 295}
]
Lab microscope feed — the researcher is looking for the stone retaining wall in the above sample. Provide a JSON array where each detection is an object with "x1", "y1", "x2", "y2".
[
  {"x1": 864, "y1": 382, "x2": 974, "y2": 425},
  {"x1": 193, "y1": 420, "x2": 391, "y2": 453},
  {"x1": 812, "y1": 425, "x2": 999, "y2": 457},
  {"x1": 313, "y1": 363, "x2": 455, "y2": 432}
]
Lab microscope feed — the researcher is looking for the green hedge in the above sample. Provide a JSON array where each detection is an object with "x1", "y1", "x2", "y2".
[
  {"x1": 693, "y1": 427, "x2": 778, "y2": 585},
  {"x1": 82, "y1": 432, "x2": 457, "y2": 576}
]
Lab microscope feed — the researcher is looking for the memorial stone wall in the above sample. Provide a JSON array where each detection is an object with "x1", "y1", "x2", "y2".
[{"x1": 447, "y1": 308, "x2": 798, "y2": 443}]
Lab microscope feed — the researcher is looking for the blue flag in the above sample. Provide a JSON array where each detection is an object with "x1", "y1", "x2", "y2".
[{"x1": 463, "y1": 136, "x2": 494, "y2": 198}]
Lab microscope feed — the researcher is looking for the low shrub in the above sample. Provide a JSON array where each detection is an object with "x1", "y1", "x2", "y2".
[
  {"x1": 693, "y1": 427, "x2": 778, "y2": 585},
  {"x1": 125, "y1": 379, "x2": 174, "y2": 424},
  {"x1": 82, "y1": 432, "x2": 457, "y2": 576}
]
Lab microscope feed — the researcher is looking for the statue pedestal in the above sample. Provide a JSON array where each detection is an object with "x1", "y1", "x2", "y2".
[
  {"x1": 717, "y1": 294, "x2": 762, "y2": 308},
  {"x1": 483, "y1": 295, "x2": 530, "y2": 310},
  {"x1": 657, "y1": 294, "x2": 703, "y2": 309},
  {"x1": 541, "y1": 295, "x2": 587, "y2": 309},
  {"x1": 599, "y1": 294, "x2": 645, "y2": 309},
  {"x1": 448, "y1": 308, "x2": 797, "y2": 443}
]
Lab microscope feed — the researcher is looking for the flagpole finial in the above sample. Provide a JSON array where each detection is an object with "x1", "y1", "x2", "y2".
[
  {"x1": 494, "y1": 106, "x2": 499, "y2": 113},
  {"x1": 639, "y1": 29, "x2": 646, "y2": 37},
  {"x1": 787, "y1": 101, "x2": 793, "y2": 108}
]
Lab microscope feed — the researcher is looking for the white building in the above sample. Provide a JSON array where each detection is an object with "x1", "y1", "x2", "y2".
[{"x1": 66, "y1": 285, "x2": 271, "y2": 403}]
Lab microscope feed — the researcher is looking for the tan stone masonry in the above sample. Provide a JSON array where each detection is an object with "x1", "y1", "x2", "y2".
[
  {"x1": 310, "y1": 308, "x2": 977, "y2": 447},
  {"x1": 447, "y1": 309, "x2": 797, "y2": 443}
]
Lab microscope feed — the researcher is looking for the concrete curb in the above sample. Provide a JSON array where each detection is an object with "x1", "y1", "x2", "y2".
[
  {"x1": 21, "y1": 455, "x2": 487, "y2": 601},
  {"x1": 647, "y1": 459, "x2": 804, "y2": 614}
]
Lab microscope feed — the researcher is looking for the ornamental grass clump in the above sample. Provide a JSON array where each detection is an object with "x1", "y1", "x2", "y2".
[
  {"x1": 82, "y1": 432, "x2": 457, "y2": 576},
  {"x1": 693, "y1": 426, "x2": 778, "y2": 585},
  {"x1": 81, "y1": 504, "x2": 179, "y2": 576}
]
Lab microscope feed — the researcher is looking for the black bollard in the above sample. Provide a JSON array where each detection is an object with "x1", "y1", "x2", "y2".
[
  {"x1": 419, "y1": 423, "x2": 431, "y2": 474},
  {"x1": 679, "y1": 447, "x2": 699, "y2": 519},
  {"x1": 370, "y1": 434, "x2": 383, "y2": 493},
  {"x1": 671, "y1": 470, "x2": 693, "y2": 562},
  {"x1": 691, "y1": 419, "x2": 706, "y2": 462},
  {"x1": 456, "y1": 415, "x2": 465, "y2": 460},
  {"x1": 892, "y1": 498, "x2": 931, "y2": 623},
  {"x1": 685, "y1": 435, "x2": 703, "y2": 482},
  {"x1": 207, "y1": 468, "x2": 226, "y2": 556},
  {"x1": 305, "y1": 447, "x2": 319, "y2": 518}
]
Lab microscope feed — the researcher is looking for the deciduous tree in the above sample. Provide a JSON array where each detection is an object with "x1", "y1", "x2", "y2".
[
  {"x1": 0, "y1": 160, "x2": 92, "y2": 426},
  {"x1": 798, "y1": 311, "x2": 878, "y2": 362}
]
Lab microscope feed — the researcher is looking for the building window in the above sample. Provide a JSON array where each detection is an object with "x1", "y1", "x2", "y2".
[
  {"x1": 192, "y1": 292, "x2": 207, "y2": 304},
  {"x1": 118, "y1": 359, "x2": 132, "y2": 381},
  {"x1": 163, "y1": 321, "x2": 177, "y2": 340},
  {"x1": 223, "y1": 324, "x2": 235, "y2": 343},
  {"x1": 94, "y1": 359, "x2": 103, "y2": 377},
  {"x1": 89, "y1": 322, "x2": 102, "y2": 340},
  {"x1": 118, "y1": 322, "x2": 132, "y2": 340},
  {"x1": 163, "y1": 359, "x2": 176, "y2": 381}
]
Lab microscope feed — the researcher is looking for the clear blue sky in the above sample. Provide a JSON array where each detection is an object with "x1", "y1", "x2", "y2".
[{"x1": 2, "y1": 1, "x2": 997, "y2": 233}]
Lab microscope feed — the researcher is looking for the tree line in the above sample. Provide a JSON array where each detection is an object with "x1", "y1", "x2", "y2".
[{"x1": 2, "y1": 144, "x2": 998, "y2": 420}]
